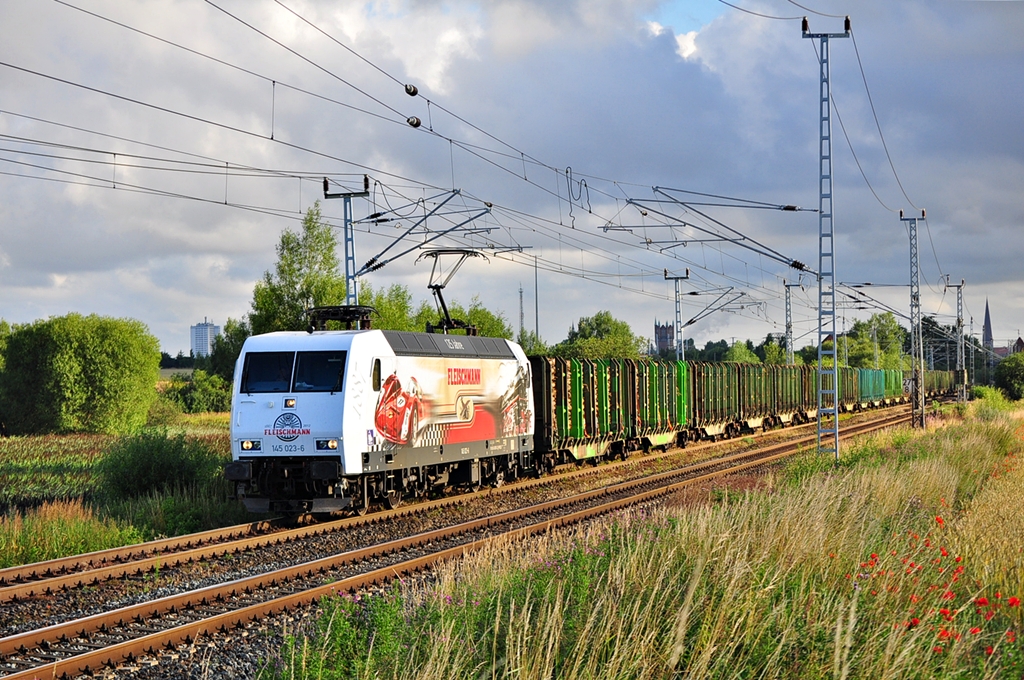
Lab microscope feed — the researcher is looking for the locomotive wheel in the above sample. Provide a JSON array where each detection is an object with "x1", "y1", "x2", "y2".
[
  {"x1": 384, "y1": 490, "x2": 403, "y2": 509},
  {"x1": 352, "y1": 477, "x2": 369, "y2": 516}
]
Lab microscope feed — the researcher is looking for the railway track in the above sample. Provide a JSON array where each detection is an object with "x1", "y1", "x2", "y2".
[
  {"x1": 0, "y1": 410, "x2": 910, "y2": 680},
  {"x1": 0, "y1": 405, "x2": 907, "y2": 606}
]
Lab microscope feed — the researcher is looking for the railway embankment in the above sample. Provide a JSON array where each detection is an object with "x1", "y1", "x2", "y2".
[{"x1": 260, "y1": 396, "x2": 1023, "y2": 679}]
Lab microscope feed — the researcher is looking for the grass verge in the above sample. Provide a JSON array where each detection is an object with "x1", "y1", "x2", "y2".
[
  {"x1": 0, "y1": 416, "x2": 252, "y2": 568},
  {"x1": 263, "y1": 406, "x2": 1024, "y2": 679}
]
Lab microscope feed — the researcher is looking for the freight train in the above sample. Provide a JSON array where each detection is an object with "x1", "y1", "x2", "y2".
[{"x1": 225, "y1": 328, "x2": 957, "y2": 514}]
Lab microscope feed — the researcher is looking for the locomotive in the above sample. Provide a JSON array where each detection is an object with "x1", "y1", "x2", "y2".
[{"x1": 225, "y1": 327, "x2": 957, "y2": 515}]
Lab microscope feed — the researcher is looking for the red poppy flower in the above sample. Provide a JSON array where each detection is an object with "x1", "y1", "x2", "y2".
[
  {"x1": 933, "y1": 646, "x2": 944, "y2": 653},
  {"x1": 935, "y1": 516, "x2": 944, "y2": 526},
  {"x1": 941, "y1": 591, "x2": 956, "y2": 601},
  {"x1": 986, "y1": 646, "x2": 994, "y2": 656},
  {"x1": 1009, "y1": 597, "x2": 1020, "y2": 607},
  {"x1": 970, "y1": 627, "x2": 982, "y2": 634},
  {"x1": 976, "y1": 597, "x2": 989, "y2": 606},
  {"x1": 986, "y1": 611, "x2": 996, "y2": 621},
  {"x1": 1007, "y1": 631, "x2": 1017, "y2": 643}
]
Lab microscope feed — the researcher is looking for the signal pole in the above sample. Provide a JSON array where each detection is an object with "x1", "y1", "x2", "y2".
[
  {"x1": 665, "y1": 268, "x2": 691, "y2": 360},
  {"x1": 324, "y1": 175, "x2": 370, "y2": 306},
  {"x1": 902, "y1": 209, "x2": 927, "y2": 428},
  {"x1": 785, "y1": 280, "x2": 802, "y2": 365},
  {"x1": 945, "y1": 276, "x2": 966, "y2": 403},
  {"x1": 803, "y1": 15, "x2": 850, "y2": 461}
]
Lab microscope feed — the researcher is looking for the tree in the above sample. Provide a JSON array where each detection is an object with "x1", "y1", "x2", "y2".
[
  {"x1": 846, "y1": 313, "x2": 908, "y2": 369},
  {"x1": 249, "y1": 202, "x2": 347, "y2": 335},
  {"x1": 0, "y1": 319, "x2": 9, "y2": 371},
  {"x1": 162, "y1": 369, "x2": 232, "y2": 413},
  {"x1": 516, "y1": 328, "x2": 550, "y2": 356},
  {"x1": 761, "y1": 340, "x2": 786, "y2": 365},
  {"x1": 359, "y1": 282, "x2": 421, "y2": 332},
  {"x1": 0, "y1": 314, "x2": 160, "y2": 434},
  {"x1": 551, "y1": 311, "x2": 647, "y2": 359},
  {"x1": 994, "y1": 353, "x2": 1024, "y2": 400},
  {"x1": 723, "y1": 341, "x2": 761, "y2": 363},
  {"x1": 207, "y1": 317, "x2": 251, "y2": 383}
]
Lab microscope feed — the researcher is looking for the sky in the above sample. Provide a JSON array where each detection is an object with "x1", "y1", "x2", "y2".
[{"x1": 1, "y1": 0, "x2": 1023, "y2": 356}]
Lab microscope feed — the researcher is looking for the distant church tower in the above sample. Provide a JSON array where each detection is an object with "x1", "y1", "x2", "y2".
[
  {"x1": 983, "y1": 299, "x2": 994, "y2": 381},
  {"x1": 983, "y1": 299, "x2": 994, "y2": 350}
]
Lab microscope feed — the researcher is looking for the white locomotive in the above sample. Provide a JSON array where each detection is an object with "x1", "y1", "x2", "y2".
[{"x1": 225, "y1": 329, "x2": 534, "y2": 514}]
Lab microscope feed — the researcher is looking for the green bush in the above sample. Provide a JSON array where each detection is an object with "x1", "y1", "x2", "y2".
[
  {"x1": 0, "y1": 314, "x2": 160, "y2": 435},
  {"x1": 146, "y1": 394, "x2": 184, "y2": 426},
  {"x1": 995, "y1": 352, "x2": 1024, "y2": 400},
  {"x1": 97, "y1": 429, "x2": 223, "y2": 501},
  {"x1": 972, "y1": 385, "x2": 1013, "y2": 421},
  {"x1": 161, "y1": 369, "x2": 231, "y2": 413}
]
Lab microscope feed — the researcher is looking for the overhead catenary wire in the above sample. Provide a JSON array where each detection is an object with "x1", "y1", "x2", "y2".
[{"x1": 714, "y1": 0, "x2": 802, "y2": 21}]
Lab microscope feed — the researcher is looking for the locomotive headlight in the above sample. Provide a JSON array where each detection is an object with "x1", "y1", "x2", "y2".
[
  {"x1": 284, "y1": 398, "x2": 296, "y2": 408},
  {"x1": 316, "y1": 439, "x2": 339, "y2": 451},
  {"x1": 240, "y1": 439, "x2": 262, "y2": 451}
]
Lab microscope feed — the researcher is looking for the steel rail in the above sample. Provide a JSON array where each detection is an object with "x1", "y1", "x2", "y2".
[
  {"x1": 0, "y1": 519, "x2": 280, "y2": 589},
  {"x1": 0, "y1": 412, "x2": 909, "y2": 679},
  {"x1": 0, "y1": 404, "x2": 910, "y2": 602}
]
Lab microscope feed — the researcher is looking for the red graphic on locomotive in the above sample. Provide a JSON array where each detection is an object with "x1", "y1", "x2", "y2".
[
  {"x1": 373, "y1": 374, "x2": 424, "y2": 445},
  {"x1": 372, "y1": 360, "x2": 531, "y2": 448}
]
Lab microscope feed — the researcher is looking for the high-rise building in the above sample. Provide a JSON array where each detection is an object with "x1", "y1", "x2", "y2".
[{"x1": 190, "y1": 318, "x2": 221, "y2": 357}]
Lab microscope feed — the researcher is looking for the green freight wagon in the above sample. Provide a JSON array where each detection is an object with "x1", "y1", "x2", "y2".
[
  {"x1": 691, "y1": 362, "x2": 739, "y2": 438},
  {"x1": 737, "y1": 363, "x2": 772, "y2": 431},
  {"x1": 769, "y1": 364, "x2": 810, "y2": 426},
  {"x1": 883, "y1": 369, "x2": 906, "y2": 403},
  {"x1": 857, "y1": 368, "x2": 885, "y2": 407}
]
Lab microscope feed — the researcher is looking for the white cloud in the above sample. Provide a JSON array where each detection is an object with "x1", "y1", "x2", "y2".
[{"x1": 674, "y1": 30, "x2": 698, "y2": 59}]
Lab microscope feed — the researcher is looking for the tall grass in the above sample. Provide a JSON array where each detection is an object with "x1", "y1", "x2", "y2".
[
  {"x1": 0, "y1": 500, "x2": 143, "y2": 568},
  {"x1": 264, "y1": 414, "x2": 1024, "y2": 679}
]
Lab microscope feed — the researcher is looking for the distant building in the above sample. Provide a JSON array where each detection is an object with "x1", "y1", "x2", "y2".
[
  {"x1": 654, "y1": 320, "x2": 674, "y2": 356},
  {"x1": 190, "y1": 318, "x2": 221, "y2": 357}
]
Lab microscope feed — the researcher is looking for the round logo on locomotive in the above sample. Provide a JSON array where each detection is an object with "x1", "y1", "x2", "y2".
[{"x1": 270, "y1": 413, "x2": 307, "y2": 441}]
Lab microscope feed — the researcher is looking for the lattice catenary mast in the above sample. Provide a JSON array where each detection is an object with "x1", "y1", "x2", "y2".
[
  {"x1": 664, "y1": 268, "x2": 691, "y2": 360},
  {"x1": 784, "y1": 280, "x2": 802, "y2": 365},
  {"x1": 803, "y1": 16, "x2": 850, "y2": 461},
  {"x1": 901, "y1": 209, "x2": 927, "y2": 428},
  {"x1": 945, "y1": 276, "x2": 966, "y2": 403}
]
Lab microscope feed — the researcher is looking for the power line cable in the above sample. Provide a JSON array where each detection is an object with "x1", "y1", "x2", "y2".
[
  {"x1": 0, "y1": 61, "x2": 442, "y2": 189},
  {"x1": 849, "y1": 28, "x2": 920, "y2": 211},
  {"x1": 714, "y1": 0, "x2": 802, "y2": 20},
  {"x1": 785, "y1": 0, "x2": 845, "y2": 18}
]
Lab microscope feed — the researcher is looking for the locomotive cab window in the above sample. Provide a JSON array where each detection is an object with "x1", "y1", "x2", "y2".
[
  {"x1": 241, "y1": 352, "x2": 295, "y2": 393},
  {"x1": 293, "y1": 351, "x2": 348, "y2": 392}
]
